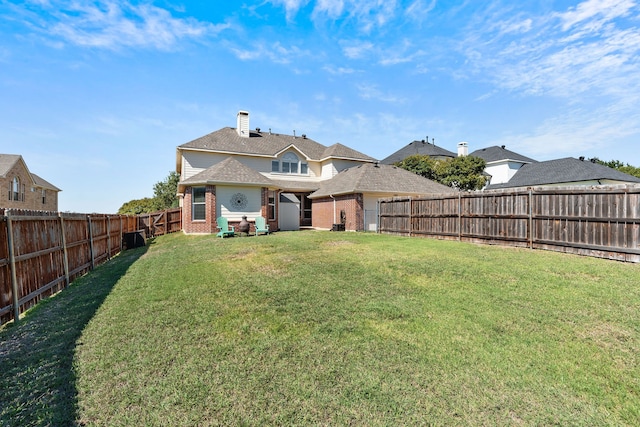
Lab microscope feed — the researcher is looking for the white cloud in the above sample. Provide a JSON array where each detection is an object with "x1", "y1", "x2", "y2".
[
  {"x1": 357, "y1": 83, "x2": 406, "y2": 104},
  {"x1": 229, "y1": 41, "x2": 311, "y2": 64},
  {"x1": 17, "y1": 1, "x2": 229, "y2": 50},
  {"x1": 556, "y1": 0, "x2": 636, "y2": 31},
  {"x1": 323, "y1": 65, "x2": 358, "y2": 74},
  {"x1": 341, "y1": 41, "x2": 374, "y2": 59}
]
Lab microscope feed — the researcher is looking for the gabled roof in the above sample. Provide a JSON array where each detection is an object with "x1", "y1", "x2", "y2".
[
  {"x1": 309, "y1": 163, "x2": 456, "y2": 198},
  {"x1": 487, "y1": 157, "x2": 640, "y2": 189},
  {"x1": 0, "y1": 154, "x2": 60, "y2": 191},
  {"x1": 31, "y1": 173, "x2": 62, "y2": 191},
  {"x1": 179, "y1": 127, "x2": 375, "y2": 163},
  {"x1": 0, "y1": 154, "x2": 27, "y2": 178},
  {"x1": 470, "y1": 146, "x2": 536, "y2": 164},
  {"x1": 380, "y1": 140, "x2": 456, "y2": 165},
  {"x1": 179, "y1": 157, "x2": 274, "y2": 191}
]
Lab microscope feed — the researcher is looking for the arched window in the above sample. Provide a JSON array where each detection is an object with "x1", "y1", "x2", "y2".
[
  {"x1": 271, "y1": 152, "x2": 309, "y2": 175},
  {"x1": 282, "y1": 153, "x2": 298, "y2": 173},
  {"x1": 11, "y1": 177, "x2": 20, "y2": 201}
]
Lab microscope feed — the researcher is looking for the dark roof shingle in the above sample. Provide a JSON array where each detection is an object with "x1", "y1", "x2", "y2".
[
  {"x1": 380, "y1": 141, "x2": 456, "y2": 164},
  {"x1": 309, "y1": 163, "x2": 455, "y2": 198},
  {"x1": 487, "y1": 157, "x2": 640, "y2": 189}
]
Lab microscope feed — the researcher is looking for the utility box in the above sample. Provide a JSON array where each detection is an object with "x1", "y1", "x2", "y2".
[{"x1": 124, "y1": 230, "x2": 146, "y2": 249}]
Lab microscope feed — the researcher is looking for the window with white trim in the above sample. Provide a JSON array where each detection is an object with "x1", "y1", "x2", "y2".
[
  {"x1": 272, "y1": 152, "x2": 308, "y2": 175},
  {"x1": 192, "y1": 187, "x2": 206, "y2": 220}
]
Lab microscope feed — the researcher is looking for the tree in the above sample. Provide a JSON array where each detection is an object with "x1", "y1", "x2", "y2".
[
  {"x1": 395, "y1": 154, "x2": 487, "y2": 191},
  {"x1": 589, "y1": 158, "x2": 640, "y2": 178},
  {"x1": 434, "y1": 155, "x2": 487, "y2": 190},
  {"x1": 118, "y1": 197, "x2": 158, "y2": 215},
  {"x1": 394, "y1": 154, "x2": 438, "y2": 181},
  {"x1": 118, "y1": 171, "x2": 180, "y2": 214},
  {"x1": 153, "y1": 171, "x2": 180, "y2": 210}
]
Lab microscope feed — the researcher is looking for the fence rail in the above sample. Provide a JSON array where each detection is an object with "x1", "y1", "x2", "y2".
[
  {"x1": 0, "y1": 207, "x2": 181, "y2": 325},
  {"x1": 379, "y1": 185, "x2": 640, "y2": 263}
]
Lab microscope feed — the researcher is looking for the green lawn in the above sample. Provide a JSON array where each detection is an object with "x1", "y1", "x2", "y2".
[{"x1": 2, "y1": 231, "x2": 639, "y2": 425}]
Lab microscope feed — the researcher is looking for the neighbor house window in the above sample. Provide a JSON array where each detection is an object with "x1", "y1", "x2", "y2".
[
  {"x1": 42, "y1": 189, "x2": 46, "y2": 204},
  {"x1": 272, "y1": 152, "x2": 308, "y2": 175},
  {"x1": 9, "y1": 177, "x2": 22, "y2": 201},
  {"x1": 192, "y1": 187, "x2": 206, "y2": 221},
  {"x1": 268, "y1": 190, "x2": 276, "y2": 220}
]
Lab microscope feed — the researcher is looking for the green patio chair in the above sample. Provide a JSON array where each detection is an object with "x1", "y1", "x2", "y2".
[
  {"x1": 216, "y1": 217, "x2": 235, "y2": 238},
  {"x1": 254, "y1": 216, "x2": 270, "y2": 236}
]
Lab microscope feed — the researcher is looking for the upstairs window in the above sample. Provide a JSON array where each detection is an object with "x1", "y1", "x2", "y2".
[
  {"x1": 272, "y1": 152, "x2": 308, "y2": 175},
  {"x1": 9, "y1": 177, "x2": 23, "y2": 201}
]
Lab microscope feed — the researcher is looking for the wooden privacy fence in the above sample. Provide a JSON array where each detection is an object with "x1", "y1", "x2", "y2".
[
  {"x1": 379, "y1": 184, "x2": 640, "y2": 263},
  {"x1": 0, "y1": 207, "x2": 182, "y2": 325}
]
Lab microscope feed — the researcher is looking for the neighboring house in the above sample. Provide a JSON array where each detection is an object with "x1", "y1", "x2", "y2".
[
  {"x1": 380, "y1": 140, "x2": 456, "y2": 165},
  {"x1": 309, "y1": 162, "x2": 456, "y2": 231},
  {"x1": 469, "y1": 145, "x2": 537, "y2": 186},
  {"x1": 177, "y1": 111, "x2": 378, "y2": 234},
  {"x1": 0, "y1": 154, "x2": 60, "y2": 211},
  {"x1": 486, "y1": 157, "x2": 640, "y2": 190}
]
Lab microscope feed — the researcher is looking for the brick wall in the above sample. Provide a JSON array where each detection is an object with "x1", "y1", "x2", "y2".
[
  {"x1": 182, "y1": 185, "x2": 218, "y2": 234},
  {"x1": 311, "y1": 193, "x2": 364, "y2": 231},
  {"x1": 0, "y1": 161, "x2": 59, "y2": 211}
]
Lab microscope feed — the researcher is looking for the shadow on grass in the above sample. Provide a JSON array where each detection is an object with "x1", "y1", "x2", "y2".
[{"x1": 0, "y1": 244, "x2": 148, "y2": 426}]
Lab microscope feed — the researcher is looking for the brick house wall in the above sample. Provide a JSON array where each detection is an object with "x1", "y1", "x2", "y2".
[
  {"x1": 182, "y1": 185, "x2": 274, "y2": 234},
  {"x1": 311, "y1": 193, "x2": 364, "y2": 231},
  {"x1": 0, "y1": 161, "x2": 58, "y2": 211}
]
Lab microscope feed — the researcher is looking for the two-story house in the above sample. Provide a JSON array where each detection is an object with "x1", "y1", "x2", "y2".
[
  {"x1": 177, "y1": 111, "x2": 454, "y2": 233},
  {"x1": 0, "y1": 154, "x2": 60, "y2": 211}
]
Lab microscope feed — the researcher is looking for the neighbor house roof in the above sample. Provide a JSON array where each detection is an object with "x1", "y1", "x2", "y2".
[
  {"x1": 178, "y1": 127, "x2": 376, "y2": 163},
  {"x1": 487, "y1": 157, "x2": 640, "y2": 189},
  {"x1": 380, "y1": 140, "x2": 456, "y2": 165},
  {"x1": 309, "y1": 163, "x2": 456, "y2": 198},
  {"x1": 0, "y1": 154, "x2": 61, "y2": 191},
  {"x1": 0, "y1": 154, "x2": 26, "y2": 178},
  {"x1": 470, "y1": 146, "x2": 537, "y2": 164},
  {"x1": 179, "y1": 157, "x2": 274, "y2": 192}
]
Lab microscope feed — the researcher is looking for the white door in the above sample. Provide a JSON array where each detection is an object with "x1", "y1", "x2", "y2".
[{"x1": 279, "y1": 193, "x2": 300, "y2": 231}]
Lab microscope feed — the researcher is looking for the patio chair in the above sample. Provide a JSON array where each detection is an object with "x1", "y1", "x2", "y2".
[
  {"x1": 216, "y1": 217, "x2": 235, "y2": 238},
  {"x1": 254, "y1": 216, "x2": 270, "y2": 236}
]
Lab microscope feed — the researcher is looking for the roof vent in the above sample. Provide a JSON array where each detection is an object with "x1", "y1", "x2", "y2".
[
  {"x1": 579, "y1": 156, "x2": 585, "y2": 161},
  {"x1": 302, "y1": 134, "x2": 307, "y2": 139},
  {"x1": 256, "y1": 127, "x2": 260, "y2": 133},
  {"x1": 237, "y1": 111, "x2": 249, "y2": 138},
  {"x1": 501, "y1": 145, "x2": 506, "y2": 149}
]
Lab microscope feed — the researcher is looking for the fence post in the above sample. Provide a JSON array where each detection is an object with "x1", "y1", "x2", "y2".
[
  {"x1": 458, "y1": 192, "x2": 462, "y2": 241},
  {"x1": 107, "y1": 215, "x2": 112, "y2": 260},
  {"x1": 59, "y1": 213, "x2": 70, "y2": 288},
  {"x1": 6, "y1": 211, "x2": 20, "y2": 322},
  {"x1": 528, "y1": 189, "x2": 534, "y2": 249},
  {"x1": 120, "y1": 216, "x2": 124, "y2": 252},
  {"x1": 87, "y1": 215, "x2": 95, "y2": 270}
]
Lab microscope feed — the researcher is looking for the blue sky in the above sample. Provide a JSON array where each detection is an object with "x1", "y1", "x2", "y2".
[{"x1": 1, "y1": 0, "x2": 639, "y2": 213}]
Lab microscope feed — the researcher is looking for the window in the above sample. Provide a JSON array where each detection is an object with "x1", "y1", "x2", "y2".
[
  {"x1": 42, "y1": 189, "x2": 46, "y2": 204},
  {"x1": 9, "y1": 177, "x2": 22, "y2": 202},
  {"x1": 192, "y1": 187, "x2": 206, "y2": 220},
  {"x1": 268, "y1": 190, "x2": 276, "y2": 220},
  {"x1": 272, "y1": 152, "x2": 308, "y2": 175}
]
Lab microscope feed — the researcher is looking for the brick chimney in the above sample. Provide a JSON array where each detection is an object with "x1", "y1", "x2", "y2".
[{"x1": 237, "y1": 111, "x2": 249, "y2": 138}]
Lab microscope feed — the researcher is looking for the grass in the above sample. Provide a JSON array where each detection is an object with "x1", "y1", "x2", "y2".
[{"x1": 2, "y1": 231, "x2": 640, "y2": 425}]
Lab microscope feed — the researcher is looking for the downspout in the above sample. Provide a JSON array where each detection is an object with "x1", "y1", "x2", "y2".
[{"x1": 330, "y1": 194, "x2": 336, "y2": 225}]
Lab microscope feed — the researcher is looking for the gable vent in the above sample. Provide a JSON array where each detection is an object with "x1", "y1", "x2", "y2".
[{"x1": 237, "y1": 111, "x2": 249, "y2": 138}]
